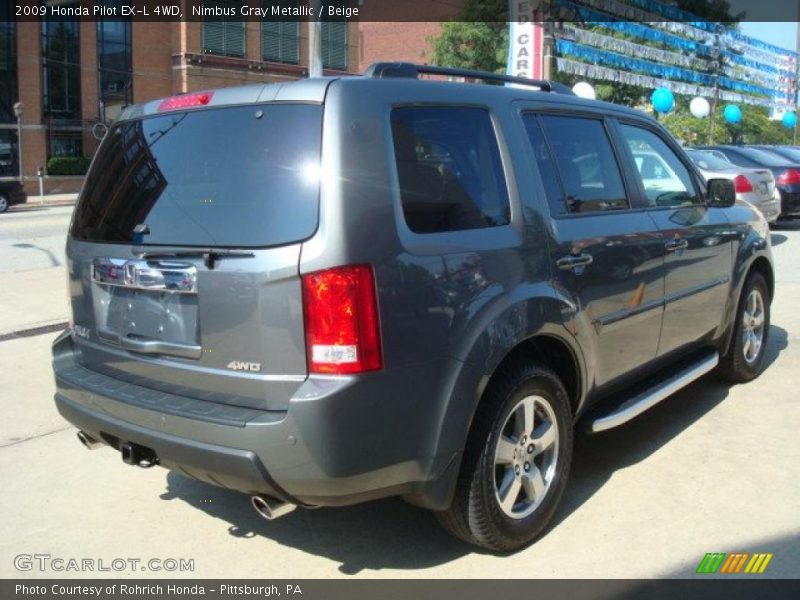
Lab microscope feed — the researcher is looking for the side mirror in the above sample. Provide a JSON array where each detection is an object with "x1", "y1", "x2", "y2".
[{"x1": 707, "y1": 178, "x2": 736, "y2": 208}]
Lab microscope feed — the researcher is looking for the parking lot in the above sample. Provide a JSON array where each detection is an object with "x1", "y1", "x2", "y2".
[{"x1": 0, "y1": 205, "x2": 798, "y2": 579}]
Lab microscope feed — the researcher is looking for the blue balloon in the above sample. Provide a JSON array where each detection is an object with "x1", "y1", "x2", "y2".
[
  {"x1": 724, "y1": 104, "x2": 742, "y2": 124},
  {"x1": 782, "y1": 111, "x2": 797, "y2": 129},
  {"x1": 651, "y1": 87, "x2": 674, "y2": 113}
]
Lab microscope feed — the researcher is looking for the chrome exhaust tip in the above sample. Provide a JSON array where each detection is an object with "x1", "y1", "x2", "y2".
[
  {"x1": 251, "y1": 495, "x2": 297, "y2": 521},
  {"x1": 77, "y1": 431, "x2": 103, "y2": 450}
]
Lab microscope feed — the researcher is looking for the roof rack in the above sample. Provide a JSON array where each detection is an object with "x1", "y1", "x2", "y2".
[{"x1": 364, "y1": 62, "x2": 575, "y2": 95}]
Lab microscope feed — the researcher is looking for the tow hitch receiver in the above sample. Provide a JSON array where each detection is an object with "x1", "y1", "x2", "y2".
[{"x1": 120, "y1": 442, "x2": 159, "y2": 468}]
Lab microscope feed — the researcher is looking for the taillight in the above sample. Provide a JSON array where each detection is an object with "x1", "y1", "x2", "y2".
[
  {"x1": 733, "y1": 174, "x2": 753, "y2": 193},
  {"x1": 776, "y1": 168, "x2": 800, "y2": 186},
  {"x1": 302, "y1": 265, "x2": 382, "y2": 374},
  {"x1": 157, "y1": 91, "x2": 213, "y2": 112}
]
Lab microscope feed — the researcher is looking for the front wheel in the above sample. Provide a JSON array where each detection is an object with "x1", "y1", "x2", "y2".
[
  {"x1": 0, "y1": 194, "x2": 8, "y2": 213},
  {"x1": 436, "y1": 362, "x2": 573, "y2": 552},
  {"x1": 718, "y1": 272, "x2": 770, "y2": 383}
]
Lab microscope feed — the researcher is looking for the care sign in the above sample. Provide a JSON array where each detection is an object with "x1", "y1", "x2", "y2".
[{"x1": 506, "y1": 1, "x2": 544, "y2": 82}]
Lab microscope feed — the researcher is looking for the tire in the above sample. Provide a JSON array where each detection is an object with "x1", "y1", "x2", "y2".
[
  {"x1": 718, "y1": 272, "x2": 770, "y2": 383},
  {"x1": 436, "y1": 361, "x2": 573, "y2": 552},
  {"x1": 0, "y1": 194, "x2": 8, "y2": 214}
]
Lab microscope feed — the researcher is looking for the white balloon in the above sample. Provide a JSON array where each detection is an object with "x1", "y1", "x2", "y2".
[
  {"x1": 572, "y1": 81, "x2": 596, "y2": 100},
  {"x1": 690, "y1": 97, "x2": 710, "y2": 118}
]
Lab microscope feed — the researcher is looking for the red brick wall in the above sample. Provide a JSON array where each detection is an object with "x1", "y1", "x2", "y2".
[{"x1": 357, "y1": 22, "x2": 442, "y2": 73}]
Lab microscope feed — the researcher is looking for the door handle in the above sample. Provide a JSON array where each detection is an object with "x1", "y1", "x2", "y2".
[
  {"x1": 664, "y1": 238, "x2": 689, "y2": 252},
  {"x1": 557, "y1": 253, "x2": 594, "y2": 271}
]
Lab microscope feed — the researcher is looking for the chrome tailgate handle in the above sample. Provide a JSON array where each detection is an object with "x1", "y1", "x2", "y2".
[{"x1": 92, "y1": 258, "x2": 198, "y2": 293}]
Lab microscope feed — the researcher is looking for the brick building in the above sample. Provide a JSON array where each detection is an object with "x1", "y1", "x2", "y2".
[{"x1": 0, "y1": 1, "x2": 358, "y2": 195}]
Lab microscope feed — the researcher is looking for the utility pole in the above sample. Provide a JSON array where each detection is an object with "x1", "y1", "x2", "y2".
[{"x1": 308, "y1": 0, "x2": 322, "y2": 78}]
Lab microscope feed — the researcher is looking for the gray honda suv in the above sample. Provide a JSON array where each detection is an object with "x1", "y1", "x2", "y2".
[{"x1": 52, "y1": 63, "x2": 774, "y2": 552}]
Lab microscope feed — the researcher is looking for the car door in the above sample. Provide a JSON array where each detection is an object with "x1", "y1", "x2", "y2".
[
  {"x1": 519, "y1": 110, "x2": 666, "y2": 389},
  {"x1": 616, "y1": 121, "x2": 733, "y2": 357}
]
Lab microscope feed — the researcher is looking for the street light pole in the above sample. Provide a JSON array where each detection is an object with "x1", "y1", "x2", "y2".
[{"x1": 13, "y1": 102, "x2": 23, "y2": 185}]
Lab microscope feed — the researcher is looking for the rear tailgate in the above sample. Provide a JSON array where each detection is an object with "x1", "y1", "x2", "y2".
[{"x1": 66, "y1": 101, "x2": 324, "y2": 411}]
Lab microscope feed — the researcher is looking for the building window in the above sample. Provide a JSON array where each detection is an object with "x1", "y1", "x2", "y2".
[
  {"x1": 42, "y1": 12, "x2": 81, "y2": 120},
  {"x1": 0, "y1": 130, "x2": 18, "y2": 177},
  {"x1": 97, "y1": 5, "x2": 133, "y2": 122},
  {"x1": 0, "y1": 3, "x2": 17, "y2": 123},
  {"x1": 321, "y1": 19, "x2": 348, "y2": 71},
  {"x1": 202, "y1": 0, "x2": 246, "y2": 58},
  {"x1": 261, "y1": 1, "x2": 299, "y2": 64},
  {"x1": 49, "y1": 130, "x2": 83, "y2": 159}
]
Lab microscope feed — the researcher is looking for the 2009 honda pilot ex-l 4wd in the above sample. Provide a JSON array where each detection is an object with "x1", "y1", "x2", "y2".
[{"x1": 53, "y1": 64, "x2": 774, "y2": 552}]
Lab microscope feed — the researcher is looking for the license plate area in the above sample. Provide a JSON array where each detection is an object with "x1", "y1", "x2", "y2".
[{"x1": 92, "y1": 258, "x2": 200, "y2": 357}]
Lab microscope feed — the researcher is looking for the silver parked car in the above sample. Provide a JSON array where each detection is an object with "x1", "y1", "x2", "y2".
[{"x1": 686, "y1": 149, "x2": 780, "y2": 223}]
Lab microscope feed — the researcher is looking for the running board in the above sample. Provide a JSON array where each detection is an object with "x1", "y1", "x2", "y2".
[{"x1": 589, "y1": 351, "x2": 719, "y2": 433}]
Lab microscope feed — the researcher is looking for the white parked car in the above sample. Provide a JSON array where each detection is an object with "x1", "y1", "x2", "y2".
[{"x1": 686, "y1": 149, "x2": 780, "y2": 223}]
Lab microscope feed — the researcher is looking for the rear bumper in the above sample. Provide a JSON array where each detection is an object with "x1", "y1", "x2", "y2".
[{"x1": 52, "y1": 331, "x2": 460, "y2": 508}]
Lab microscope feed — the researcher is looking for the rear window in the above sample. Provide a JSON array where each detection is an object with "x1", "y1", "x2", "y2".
[
  {"x1": 687, "y1": 150, "x2": 733, "y2": 171},
  {"x1": 71, "y1": 103, "x2": 322, "y2": 247}
]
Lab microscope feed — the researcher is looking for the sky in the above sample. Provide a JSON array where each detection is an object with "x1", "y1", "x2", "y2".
[{"x1": 739, "y1": 22, "x2": 798, "y2": 52}]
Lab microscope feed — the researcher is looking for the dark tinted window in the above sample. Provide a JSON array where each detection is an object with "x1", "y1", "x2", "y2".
[
  {"x1": 391, "y1": 107, "x2": 510, "y2": 234},
  {"x1": 765, "y1": 147, "x2": 800, "y2": 162},
  {"x1": 539, "y1": 116, "x2": 628, "y2": 213},
  {"x1": 72, "y1": 104, "x2": 323, "y2": 247},
  {"x1": 620, "y1": 124, "x2": 700, "y2": 207},
  {"x1": 522, "y1": 114, "x2": 566, "y2": 215}
]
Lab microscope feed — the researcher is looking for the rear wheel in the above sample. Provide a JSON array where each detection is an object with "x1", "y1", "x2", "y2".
[
  {"x1": 0, "y1": 194, "x2": 8, "y2": 213},
  {"x1": 436, "y1": 362, "x2": 572, "y2": 552},
  {"x1": 719, "y1": 272, "x2": 770, "y2": 382}
]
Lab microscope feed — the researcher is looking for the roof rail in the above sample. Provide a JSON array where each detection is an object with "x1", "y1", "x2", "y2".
[{"x1": 363, "y1": 62, "x2": 575, "y2": 95}]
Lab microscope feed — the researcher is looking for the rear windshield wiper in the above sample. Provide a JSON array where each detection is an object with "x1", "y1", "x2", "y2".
[{"x1": 133, "y1": 248, "x2": 255, "y2": 270}]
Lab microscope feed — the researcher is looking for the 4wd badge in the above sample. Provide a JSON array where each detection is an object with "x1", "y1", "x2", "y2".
[{"x1": 227, "y1": 361, "x2": 262, "y2": 372}]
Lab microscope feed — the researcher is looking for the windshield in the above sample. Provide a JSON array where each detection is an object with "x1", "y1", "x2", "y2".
[
  {"x1": 687, "y1": 150, "x2": 733, "y2": 171},
  {"x1": 71, "y1": 103, "x2": 323, "y2": 248}
]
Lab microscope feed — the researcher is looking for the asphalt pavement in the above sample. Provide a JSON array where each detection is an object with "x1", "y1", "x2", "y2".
[{"x1": 0, "y1": 207, "x2": 797, "y2": 578}]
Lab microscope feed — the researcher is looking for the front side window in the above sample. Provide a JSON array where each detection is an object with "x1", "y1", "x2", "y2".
[
  {"x1": 202, "y1": 0, "x2": 246, "y2": 57},
  {"x1": 391, "y1": 106, "x2": 510, "y2": 234},
  {"x1": 620, "y1": 124, "x2": 700, "y2": 208},
  {"x1": 539, "y1": 115, "x2": 628, "y2": 213}
]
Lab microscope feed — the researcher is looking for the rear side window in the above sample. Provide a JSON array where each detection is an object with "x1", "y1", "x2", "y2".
[
  {"x1": 71, "y1": 104, "x2": 322, "y2": 248},
  {"x1": 521, "y1": 114, "x2": 566, "y2": 215},
  {"x1": 539, "y1": 115, "x2": 628, "y2": 213},
  {"x1": 390, "y1": 106, "x2": 510, "y2": 234}
]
